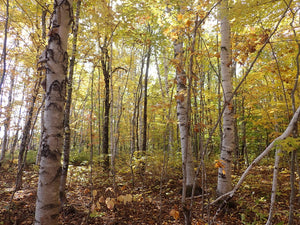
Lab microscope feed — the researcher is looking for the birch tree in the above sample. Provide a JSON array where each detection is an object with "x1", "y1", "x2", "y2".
[
  {"x1": 174, "y1": 40, "x2": 195, "y2": 194},
  {"x1": 35, "y1": 0, "x2": 72, "y2": 224},
  {"x1": 217, "y1": 0, "x2": 235, "y2": 195},
  {"x1": 60, "y1": 0, "x2": 81, "y2": 206}
]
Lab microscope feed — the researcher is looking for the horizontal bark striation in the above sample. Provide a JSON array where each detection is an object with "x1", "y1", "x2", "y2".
[
  {"x1": 174, "y1": 39, "x2": 195, "y2": 188},
  {"x1": 35, "y1": 1, "x2": 72, "y2": 224},
  {"x1": 217, "y1": 0, "x2": 234, "y2": 196}
]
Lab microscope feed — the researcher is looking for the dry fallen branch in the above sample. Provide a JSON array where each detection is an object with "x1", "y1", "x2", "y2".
[{"x1": 211, "y1": 105, "x2": 300, "y2": 205}]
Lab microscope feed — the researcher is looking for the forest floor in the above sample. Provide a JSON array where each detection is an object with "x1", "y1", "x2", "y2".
[{"x1": 0, "y1": 159, "x2": 299, "y2": 225}]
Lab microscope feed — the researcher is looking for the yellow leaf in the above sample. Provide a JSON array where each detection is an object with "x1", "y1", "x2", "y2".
[
  {"x1": 96, "y1": 201, "x2": 101, "y2": 209},
  {"x1": 117, "y1": 195, "x2": 124, "y2": 202},
  {"x1": 124, "y1": 194, "x2": 133, "y2": 204},
  {"x1": 177, "y1": 14, "x2": 183, "y2": 21},
  {"x1": 92, "y1": 190, "x2": 97, "y2": 197}
]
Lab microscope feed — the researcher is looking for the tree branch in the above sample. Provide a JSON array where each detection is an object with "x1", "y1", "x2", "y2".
[{"x1": 211, "y1": 104, "x2": 300, "y2": 206}]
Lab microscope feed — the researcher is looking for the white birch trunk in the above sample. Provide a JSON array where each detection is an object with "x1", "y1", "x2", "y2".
[
  {"x1": 217, "y1": 0, "x2": 234, "y2": 195},
  {"x1": 35, "y1": 1, "x2": 72, "y2": 224},
  {"x1": 174, "y1": 40, "x2": 195, "y2": 189}
]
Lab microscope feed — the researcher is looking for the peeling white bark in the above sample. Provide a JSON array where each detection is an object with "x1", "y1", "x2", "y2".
[
  {"x1": 174, "y1": 40, "x2": 195, "y2": 189},
  {"x1": 35, "y1": 1, "x2": 72, "y2": 224},
  {"x1": 217, "y1": 0, "x2": 234, "y2": 196}
]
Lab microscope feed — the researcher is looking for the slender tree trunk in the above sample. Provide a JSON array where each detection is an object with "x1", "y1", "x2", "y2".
[
  {"x1": 174, "y1": 39, "x2": 195, "y2": 195},
  {"x1": 60, "y1": 0, "x2": 81, "y2": 207},
  {"x1": 288, "y1": 150, "x2": 296, "y2": 225},
  {"x1": 110, "y1": 39, "x2": 114, "y2": 175},
  {"x1": 140, "y1": 43, "x2": 151, "y2": 173},
  {"x1": 241, "y1": 96, "x2": 248, "y2": 165},
  {"x1": 0, "y1": 0, "x2": 9, "y2": 94},
  {"x1": 97, "y1": 67, "x2": 102, "y2": 156},
  {"x1": 101, "y1": 44, "x2": 110, "y2": 171},
  {"x1": 288, "y1": 12, "x2": 300, "y2": 224},
  {"x1": 89, "y1": 66, "x2": 95, "y2": 191},
  {"x1": 155, "y1": 51, "x2": 165, "y2": 99},
  {"x1": 142, "y1": 44, "x2": 151, "y2": 155},
  {"x1": 217, "y1": 0, "x2": 234, "y2": 195},
  {"x1": 130, "y1": 97, "x2": 137, "y2": 187},
  {"x1": 10, "y1": 108, "x2": 22, "y2": 162},
  {"x1": 233, "y1": 64, "x2": 239, "y2": 171},
  {"x1": 16, "y1": 77, "x2": 42, "y2": 190},
  {"x1": 0, "y1": 70, "x2": 14, "y2": 166},
  {"x1": 135, "y1": 71, "x2": 143, "y2": 153},
  {"x1": 36, "y1": 8, "x2": 47, "y2": 166},
  {"x1": 266, "y1": 100, "x2": 281, "y2": 225},
  {"x1": 35, "y1": 1, "x2": 72, "y2": 224}
]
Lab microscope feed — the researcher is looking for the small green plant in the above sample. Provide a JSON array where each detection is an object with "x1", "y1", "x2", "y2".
[
  {"x1": 70, "y1": 151, "x2": 90, "y2": 166},
  {"x1": 26, "y1": 150, "x2": 37, "y2": 165}
]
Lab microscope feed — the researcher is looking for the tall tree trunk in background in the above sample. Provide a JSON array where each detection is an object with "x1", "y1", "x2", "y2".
[
  {"x1": 136, "y1": 56, "x2": 144, "y2": 153},
  {"x1": 35, "y1": 0, "x2": 72, "y2": 224},
  {"x1": 110, "y1": 38, "x2": 115, "y2": 176},
  {"x1": 240, "y1": 95, "x2": 248, "y2": 165},
  {"x1": 0, "y1": 0, "x2": 9, "y2": 94},
  {"x1": 288, "y1": 14, "x2": 300, "y2": 224},
  {"x1": 0, "y1": 71, "x2": 14, "y2": 166},
  {"x1": 266, "y1": 90, "x2": 282, "y2": 225},
  {"x1": 60, "y1": 0, "x2": 81, "y2": 206},
  {"x1": 217, "y1": 0, "x2": 234, "y2": 195},
  {"x1": 10, "y1": 88, "x2": 25, "y2": 162},
  {"x1": 97, "y1": 67, "x2": 102, "y2": 155},
  {"x1": 174, "y1": 39, "x2": 195, "y2": 197},
  {"x1": 101, "y1": 43, "x2": 110, "y2": 171},
  {"x1": 0, "y1": 0, "x2": 9, "y2": 158},
  {"x1": 16, "y1": 77, "x2": 42, "y2": 190},
  {"x1": 36, "y1": 8, "x2": 47, "y2": 166},
  {"x1": 142, "y1": 44, "x2": 151, "y2": 156}
]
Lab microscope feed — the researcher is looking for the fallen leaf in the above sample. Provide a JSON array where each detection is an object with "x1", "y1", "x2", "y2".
[
  {"x1": 92, "y1": 190, "x2": 97, "y2": 197},
  {"x1": 105, "y1": 197, "x2": 115, "y2": 210},
  {"x1": 105, "y1": 187, "x2": 114, "y2": 193},
  {"x1": 96, "y1": 201, "x2": 101, "y2": 209},
  {"x1": 123, "y1": 194, "x2": 133, "y2": 204},
  {"x1": 99, "y1": 196, "x2": 105, "y2": 203},
  {"x1": 169, "y1": 209, "x2": 180, "y2": 220},
  {"x1": 121, "y1": 185, "x2": 127, "y2": 191},
  {"x1": 117, "y1": 195, "x2": 124, "y2": 202}
]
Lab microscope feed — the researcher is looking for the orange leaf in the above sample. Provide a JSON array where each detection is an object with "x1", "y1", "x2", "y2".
[
  {"x1": 214, "y1": 159, "x2": 225, "y2": 169},
  {"x1": 84, "y1": 188, "x2": 90, "y2": 195},
  {"x1": 169, "y1": 209, "x2": 180, "y2": 220},
  {"x1": 121, "y1": 185, "x2": 127, "y2": 191},
  {"x1": 185, "y1": 20, "x2": 192, "y2": 27},
  {"x1": 177, "y1": 14, "x2": 183, "y2": 21}
]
